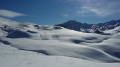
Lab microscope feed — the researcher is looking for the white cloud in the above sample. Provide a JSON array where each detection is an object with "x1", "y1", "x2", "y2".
[
  {"x1": 0, "y1": 9, "x2": 26, "y2": 18},
  {"x1": 79, "y1": 7, "x2": 109, "y2": 17},
  {"x1": 77, "y1": 0, "x2": 120, "y2": 17}
]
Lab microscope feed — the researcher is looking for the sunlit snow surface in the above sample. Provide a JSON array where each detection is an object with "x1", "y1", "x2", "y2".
[
  {"x1": 0, "y1": 43, "x2": 120, "y2": 67},
  {"x1": 0, "y1": 17, "x2": 120, "y2": 67}
]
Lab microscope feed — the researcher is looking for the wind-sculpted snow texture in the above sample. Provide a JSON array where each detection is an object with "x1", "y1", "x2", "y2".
[{"x1": 0, "y1": 17, "x2": 120, "y2": 67}]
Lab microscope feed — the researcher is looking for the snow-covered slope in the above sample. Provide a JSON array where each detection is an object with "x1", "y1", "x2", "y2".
[
  {"x1": 104, "y1": 26, "x2": 120, "y2": 34},
  {"x1": 0, "y1": 17, "x2": 120, "y2": 67},
  {"x1": 0, "y1": 43, "x2": 120, "y2": 67}
]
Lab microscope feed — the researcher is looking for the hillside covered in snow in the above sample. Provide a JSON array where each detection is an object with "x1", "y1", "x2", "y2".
[{"x1": 0, "y1": 17, "x2": 120, "y2": 67}]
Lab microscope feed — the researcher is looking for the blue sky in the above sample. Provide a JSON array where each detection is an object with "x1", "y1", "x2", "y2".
[{"x1": 0, "y1": 0, "x2": 120, "y2": 25}]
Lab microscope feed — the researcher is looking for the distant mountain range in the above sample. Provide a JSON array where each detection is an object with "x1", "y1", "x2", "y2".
[{"x1": 56, "y1": 19, "x2": 120, "y2": 33}]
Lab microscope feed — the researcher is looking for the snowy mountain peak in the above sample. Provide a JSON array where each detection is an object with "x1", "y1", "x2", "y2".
[
  {"x1": 57, "y1": 20, "x2": 92, "y2": 31},
  {"x1": 91, "y1": 19, "x2": 120, "y2": 30}
]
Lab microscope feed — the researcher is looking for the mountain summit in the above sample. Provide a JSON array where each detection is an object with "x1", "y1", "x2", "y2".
[{"x1": 57, "y1": 20, "x2": 93, "y2": 31}]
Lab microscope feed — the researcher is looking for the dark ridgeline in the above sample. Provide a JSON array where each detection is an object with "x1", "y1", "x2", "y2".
[{"x1": 56, "y1": 19, "x2": 120, "y2": 34}]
